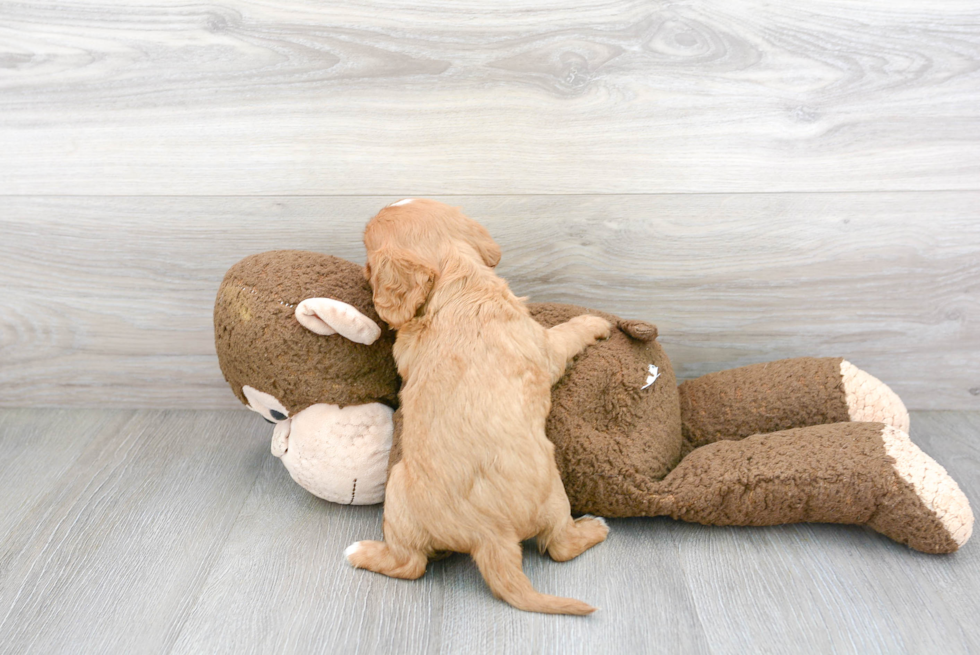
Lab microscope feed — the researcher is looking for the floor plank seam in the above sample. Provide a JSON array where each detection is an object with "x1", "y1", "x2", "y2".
[
  {"x1": 0, "y1": 409, "x2": 141, "y2": 639},
  {"x1": 669, "y1": 531, "x2": 716, "y2": 655},
  {"x1": 162, "y1": 445, "x2": 268, "y2": 655}
]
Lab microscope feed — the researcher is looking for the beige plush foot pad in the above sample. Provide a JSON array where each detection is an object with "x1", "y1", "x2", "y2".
[
  {"x1": 840, "y1": 360, "x2": 910, "y2": 433},
  {"x1": 874, "y1": 425, "x2": 973, "y2": 552}
]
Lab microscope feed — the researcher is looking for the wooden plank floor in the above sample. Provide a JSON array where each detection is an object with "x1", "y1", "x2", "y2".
[{"x1": 0, "y1": 409, "x2": 977, "y2": 654}]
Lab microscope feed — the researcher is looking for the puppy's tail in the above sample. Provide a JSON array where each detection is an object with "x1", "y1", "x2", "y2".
[{"x1": 471, "y1": 540, "x2": 596, "y2": 616}]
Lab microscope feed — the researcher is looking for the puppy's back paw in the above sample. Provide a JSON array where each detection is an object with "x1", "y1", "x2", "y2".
[
  {"x1": 345, "y1": 539, "x2": 428, "y2": 579},
  {"x1": 576, "y1": 515, "x2": 610, "y2": 543},
  {"x1": 547, "y1": 515, "x2": 610, "y2": 562}
]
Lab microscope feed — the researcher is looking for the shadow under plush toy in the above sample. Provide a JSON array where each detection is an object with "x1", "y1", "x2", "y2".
[{"x1": 215, "y1": 244, "x2": 973, "y2": 554}]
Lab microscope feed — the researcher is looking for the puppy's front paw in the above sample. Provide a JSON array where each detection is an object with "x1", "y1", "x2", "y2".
[{"x1": 575, "y1": 315, "x2": 613, "y2": 342}]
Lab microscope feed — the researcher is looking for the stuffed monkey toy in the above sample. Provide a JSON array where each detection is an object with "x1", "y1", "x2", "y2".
[{"x1": 215, "y1": 250, "x2": 973, "y2": 554}]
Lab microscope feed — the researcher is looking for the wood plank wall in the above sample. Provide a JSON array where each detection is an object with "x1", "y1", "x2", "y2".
[{"x1": 1, "y1": 1, "x2": 978, "y2": 409}]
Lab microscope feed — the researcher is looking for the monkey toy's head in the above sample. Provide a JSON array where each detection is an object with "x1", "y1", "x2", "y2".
[{"x1": 214, "y1": 250, "x2": 399, "y2": 504}]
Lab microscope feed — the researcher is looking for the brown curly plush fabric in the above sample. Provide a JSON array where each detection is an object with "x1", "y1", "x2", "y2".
[
  {"x1": 526, "y1": 303, "x2": 683, "y2": 517},
  {"x1": 215, "y1": 251, "x2": 972, "y2": 553},
  {"x1": 214, "y1": 251, "x2": 399, "y2": 414},
  {"x1": 649, "y1": 422, "x2": 959, "y2": 554},
  {"x1": 678, "y1": 358, "x2": 851, "y2": 447}
]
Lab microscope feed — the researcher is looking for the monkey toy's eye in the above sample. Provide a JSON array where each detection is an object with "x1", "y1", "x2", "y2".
[{"x1": 242, "y1": 385, "x2": 291, "y2": 424}]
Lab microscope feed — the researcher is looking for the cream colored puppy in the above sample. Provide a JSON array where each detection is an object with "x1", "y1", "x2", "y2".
[{"x1": 346, "y1": 199, "x2": 611, "y2": 615}]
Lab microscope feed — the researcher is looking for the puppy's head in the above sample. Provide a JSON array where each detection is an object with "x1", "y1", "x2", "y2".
[{"x1": 364, "y1": 199, "x2": 501, "y2": 328}]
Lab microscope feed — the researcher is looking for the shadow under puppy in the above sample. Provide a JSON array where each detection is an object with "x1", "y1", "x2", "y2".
[{"x1": 345, "y1": 199, "x2": 611, "y2": 615}]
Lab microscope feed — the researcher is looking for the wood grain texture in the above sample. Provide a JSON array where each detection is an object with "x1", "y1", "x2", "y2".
[
  {"x1": 0, "y1": 409, "x2": 127, "y2": 538},
  {"x1": 170, "y1": 455, "x2": 442, "y2": 655},
  {"x1": 2, "y1": 194, "x2": 977, "y2": 409},
  {"x1": 1, "y1": 1, "x2": 979, "y2": 194},
  {"x1": 0, "y1": 409, "x2": 976, "y2": 654},
  {"x1": 434, "y1": 518, "x2": 712, "y2": 655},
  {"x1": 676, "y1": 410, "x2": 980, "y2": 655},
  {"x1": 0, "y1": 410, "x2": 268, "y2": 655}
]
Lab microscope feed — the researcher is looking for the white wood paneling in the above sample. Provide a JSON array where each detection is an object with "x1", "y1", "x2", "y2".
[
  {"x1": 1, "y1": 1, "x2": 978, "y2": 194},
  {"x1": 1, "y1": 193, "x2": 977, "y2": 409}
]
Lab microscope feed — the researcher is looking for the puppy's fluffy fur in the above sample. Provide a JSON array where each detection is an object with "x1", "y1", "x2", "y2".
[{"x1": 346, "y1": 199, "x2": 611, "y2": 615}]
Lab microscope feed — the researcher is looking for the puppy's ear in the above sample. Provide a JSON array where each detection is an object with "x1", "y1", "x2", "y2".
[
  {"x1": 461, "y1": 219, "x2": 502, "y2": 268},
  {"x1": 369, "y1": 247, "x2": 436, "y2": 328}
]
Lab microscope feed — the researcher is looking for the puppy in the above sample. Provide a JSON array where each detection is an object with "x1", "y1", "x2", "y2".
[{"x1": 346, "y1": 199, "x2": 611, "y2": 615}]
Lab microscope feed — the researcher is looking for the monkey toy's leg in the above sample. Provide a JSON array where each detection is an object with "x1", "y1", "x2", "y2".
[
  {"x1": 643, "y1": 422, "x2": 973, "y2": 554},
  {"x1": 678, "y1": 357, "x2": 909, "y2": 448}
]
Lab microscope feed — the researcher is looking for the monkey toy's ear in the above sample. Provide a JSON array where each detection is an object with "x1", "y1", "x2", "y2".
[
  {"x1": 295, "y1": 298, "x2": 382, "y2": 345},
  {"x1": 618, "y1": 319, "x2": 658, "y2": 342}
]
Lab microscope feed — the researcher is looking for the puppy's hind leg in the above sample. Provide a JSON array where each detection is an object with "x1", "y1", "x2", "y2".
[
  {"x1": 545, "y1": 314, "x2": 612, "y2": 384},
  {"x1": 345, "y1": 539, "x2": 428, "y2": 580},
  {"x1": 345, "y1": 464, "x2": 429, "y2": 580},
  {"x1": 541, "y1": 516, "x2": 609, "y2": 562},
  {"x1": 537, "y1": 476, "x2": 609, "y2": 562}
]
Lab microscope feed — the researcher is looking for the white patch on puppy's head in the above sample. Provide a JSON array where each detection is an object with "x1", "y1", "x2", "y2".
[{"x1": 391, "y1": 198, "x2": 414, "y2": 206}]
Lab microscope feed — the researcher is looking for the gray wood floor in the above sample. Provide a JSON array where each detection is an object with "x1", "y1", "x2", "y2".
[{"x1": 0, "y1": 408, "x2": 977, "y2": 654}]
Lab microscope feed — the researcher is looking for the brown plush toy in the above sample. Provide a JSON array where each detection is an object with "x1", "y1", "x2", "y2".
[{"x1": 215, "y1": 250, "x2": 973, "y2": 554}]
